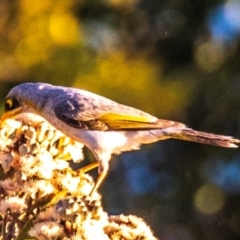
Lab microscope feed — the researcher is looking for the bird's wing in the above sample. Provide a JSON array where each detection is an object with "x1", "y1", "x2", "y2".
[{"x1": 53, "y1": 91, "x2": 184, "y2": 131}]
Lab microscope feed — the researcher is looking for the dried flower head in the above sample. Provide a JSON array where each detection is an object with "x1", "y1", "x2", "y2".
[
  {"x1": 28, "y1": 221, "x2": 64, "y2": 239},
  {"x1": 0, "y1": 115, "x2": 157, "y2": 240}
]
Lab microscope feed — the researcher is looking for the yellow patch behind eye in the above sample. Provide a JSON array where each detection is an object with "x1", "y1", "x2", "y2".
[{"x1": 6, "y1": 99, "x2": 13, "y2": 108}]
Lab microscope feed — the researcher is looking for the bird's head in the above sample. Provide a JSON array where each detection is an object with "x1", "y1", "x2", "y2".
[{"x1": 1, "y1": 83, "x2": 53, "y2": 126}]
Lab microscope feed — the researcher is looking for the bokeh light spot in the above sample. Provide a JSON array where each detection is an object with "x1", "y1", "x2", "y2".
[
  {"x1": 20, "y1": 0, "x2": 52, "y2": 17},
  {"x1": 203, "y1": 156, "x2": 240, "y2": 194},
  {"x1": 49, "y1": 12, "x2": 81, "y2": 45},
  {"x1": 126, "y1": 165, "x2": 160, "y2": 195},
  {"x1": 194, "y1": 39, "x2": 229, "y2": 72},
  {"x1": 208, "y1": 1, "x2": 240, "y2": 43},
  {"x1": 194, "y1": 184, "x2": 225, "y2": 215}
]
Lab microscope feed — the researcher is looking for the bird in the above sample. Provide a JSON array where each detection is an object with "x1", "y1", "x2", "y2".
[{"x1": 1, "y1": 82, "x2": 240, "y2": 194}]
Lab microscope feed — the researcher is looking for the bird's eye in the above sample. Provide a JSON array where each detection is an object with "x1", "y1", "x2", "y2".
[{"x1": 4, "y1": 97, "x2": 20, "y2": 112}]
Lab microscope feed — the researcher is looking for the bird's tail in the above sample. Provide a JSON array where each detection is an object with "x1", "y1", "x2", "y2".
[{"x1": 169, "y1": 128, "x2": 240, "y2": 148}]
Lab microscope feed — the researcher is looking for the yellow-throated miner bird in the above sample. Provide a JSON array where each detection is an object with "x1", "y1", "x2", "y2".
[{"x1": 1, "y1": 83, "x2": 240, "y2": 194}]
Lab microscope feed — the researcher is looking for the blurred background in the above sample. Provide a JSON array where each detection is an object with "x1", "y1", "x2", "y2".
[{"x1": 1, "y1": 0, "x2": 240, "y2": 239}]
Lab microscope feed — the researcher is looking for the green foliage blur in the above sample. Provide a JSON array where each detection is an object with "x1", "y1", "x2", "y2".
[{"x1": 1, "y1": 0, "x2": 240, "y2": 239}]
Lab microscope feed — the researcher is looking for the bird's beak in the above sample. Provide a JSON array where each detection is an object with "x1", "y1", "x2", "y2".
[{"x1": 0, "y1": 107, "x2": 22, "y2": 128}]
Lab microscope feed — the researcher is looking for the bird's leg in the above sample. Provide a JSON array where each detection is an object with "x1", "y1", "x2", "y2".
[
  {"x1": 89, "y1": 170, "x2": 107, "y2": 196},
  {"x1": 78, "y1": 151, "x2": 110, "y2": 195},
  {"x1": 79, "y1": 161, "x2": 107, "y2": 196},
  {"x1": 78, "y1": 162, "x2": 99, "y2": 193},
  {"x1": 79, "y1": 164, "x2": 106, "y2": 195},
  {"x1": 80, "y1": 162, "x2": 99, "y2": 173},
  {"x1": 89, "y1": 153, "x2": 110, "y2": 196}
]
